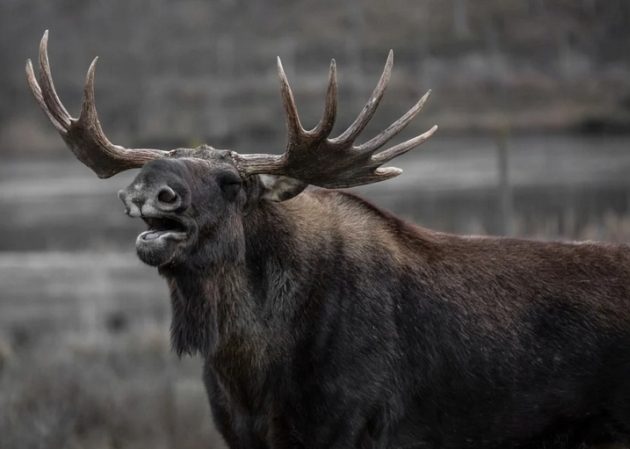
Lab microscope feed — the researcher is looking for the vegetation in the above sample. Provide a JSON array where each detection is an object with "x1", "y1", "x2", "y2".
[{"x1": 2, "y1": 0, "x2": 630, "y2": 156}]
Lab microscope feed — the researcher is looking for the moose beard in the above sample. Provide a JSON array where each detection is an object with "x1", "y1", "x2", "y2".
[{"x1": 163, "y1": 217, "x2": 248, "y2": 357}]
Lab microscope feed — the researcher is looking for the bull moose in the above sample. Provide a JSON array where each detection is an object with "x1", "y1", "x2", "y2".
[{"x1": 26, "y1": 31, "x2": 630, "y2": 449}]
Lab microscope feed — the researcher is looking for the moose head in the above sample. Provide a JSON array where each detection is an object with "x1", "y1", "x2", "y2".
[{"x1": 26, "y1": 30, "x2": 437, "y2": 270}]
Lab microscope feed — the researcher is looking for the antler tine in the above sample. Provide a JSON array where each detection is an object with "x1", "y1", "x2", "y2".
[
  {"x1": 80, "y1": 57, "x2": 106, "y2": 126},
  {"x1": 25, "y1": 59, "x2": 67, "y2": 134},
  {"x1": 277, "y1": 57, "x2": 305, "y2": 140},
  {"x1": 331, "y1": 49, "x2": 393, "y2": 145},
  {"x1": 232, "y1": 51, "x2": 437, "y2": 189},
  {"x1": 356, "y1": 90, "x2": 432, "y2": 154},
  {"x1": 38, "y1": 30, "x2": 72, "y2": 129},
  {"x1": 371, "y1": 124, "x2": 438, "y2": 165},
  {"x1": 310, "y1": 59, "x2": 337, "y2": 138},
  {"x1": 26, "y1": 31, "x2": 165, "y2": 178}
]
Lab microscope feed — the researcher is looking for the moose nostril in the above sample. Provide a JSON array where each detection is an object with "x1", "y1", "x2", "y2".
[{"x1": 157, "y1": 187, "x2": 178, "y2": 204}]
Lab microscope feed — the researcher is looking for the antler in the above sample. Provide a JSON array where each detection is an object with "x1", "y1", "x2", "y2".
[
  {"x1": 231, "y1": 50, "x2": 438, "y2": 189},
  {"x1": 26, "y1": 33, "x2": 436, "y2": 188},
  {"x1": 25, "y1": 31, "x2": 166, "y2": 178}
]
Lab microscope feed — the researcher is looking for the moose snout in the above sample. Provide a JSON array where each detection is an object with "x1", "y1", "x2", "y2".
[{"x1": 118, "y1": 183, "x2": 183, "y2": 217}]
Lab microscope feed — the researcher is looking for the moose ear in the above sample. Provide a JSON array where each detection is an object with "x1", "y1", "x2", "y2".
[{"x1": 258, "y1": 175, "x2": 307, "y2": 202}]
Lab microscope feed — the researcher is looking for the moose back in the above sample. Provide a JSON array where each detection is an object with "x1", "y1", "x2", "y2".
[{"x1": 26, "y1": 32, "x2": 630, "y2": 448}]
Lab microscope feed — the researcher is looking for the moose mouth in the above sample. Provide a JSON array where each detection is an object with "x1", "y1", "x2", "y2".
[
  {"x1": 135, "y1": 215, "x2": 191, "y2": 267},
  {"x1": 139, "y1": 216, "x2": 188, "y2": 242}
]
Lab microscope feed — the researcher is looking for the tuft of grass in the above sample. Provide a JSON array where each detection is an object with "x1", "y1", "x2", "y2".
[{"x1": 0, "y1": 333, "x2": 225, "y2": 449}]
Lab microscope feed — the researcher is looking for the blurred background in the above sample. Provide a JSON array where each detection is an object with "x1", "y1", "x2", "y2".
[{"x1": 1, "y1": 1, "x2": 630, "y2": 448}]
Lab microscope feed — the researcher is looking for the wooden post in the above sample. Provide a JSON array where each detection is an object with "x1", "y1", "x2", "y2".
[{"x1": 497, "y1": 128, "x2": 513, "y2": 236}]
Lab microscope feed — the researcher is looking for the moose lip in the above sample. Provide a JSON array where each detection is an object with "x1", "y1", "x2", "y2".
[{"x1": 140, "y1": 216, "x2": 188, "y2": 242}]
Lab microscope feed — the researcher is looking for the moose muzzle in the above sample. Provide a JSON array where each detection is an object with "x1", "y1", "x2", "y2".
[{"x1": 118, "y1": 180, "x2": 190, "y2": 267}]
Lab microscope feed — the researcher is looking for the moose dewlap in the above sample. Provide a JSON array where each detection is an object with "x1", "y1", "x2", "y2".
[{"x1": 27, "y1": 31, "x2": 630, "y2": 449}]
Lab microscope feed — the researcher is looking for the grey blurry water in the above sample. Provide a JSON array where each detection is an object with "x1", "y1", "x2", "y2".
[
  {"x1": 2, "y1": 133, "x2": 630, "y2": 329},
  {"x1": 3, "y1": 134, "x2": 629, "y2": 251},
  {"x1": 2, "y1": 132, "x2": 630, "y2": 352}
]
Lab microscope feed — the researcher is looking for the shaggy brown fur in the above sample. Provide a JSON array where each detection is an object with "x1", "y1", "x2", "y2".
[{"x1": 116, "y1": 157, "x2": 630, "y2": 449}]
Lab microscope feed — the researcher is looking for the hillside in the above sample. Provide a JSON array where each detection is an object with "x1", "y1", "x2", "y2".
[{"x1": 2, "y1": 0, "x2": 630, "y2": 156}]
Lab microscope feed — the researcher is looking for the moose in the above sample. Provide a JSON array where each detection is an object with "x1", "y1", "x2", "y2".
[{"x1": 26, "y1": 32, "x2": 630, "y2": 449}]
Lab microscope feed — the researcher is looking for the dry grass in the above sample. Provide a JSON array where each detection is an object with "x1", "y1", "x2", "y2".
[{"x1": 0, "y1": 328, "x2": 225, "y2": 449}]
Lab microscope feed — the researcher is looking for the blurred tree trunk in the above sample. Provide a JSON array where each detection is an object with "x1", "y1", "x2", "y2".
[{"x1": 497, "y1": 129, "x2": 513, "y2": 236}]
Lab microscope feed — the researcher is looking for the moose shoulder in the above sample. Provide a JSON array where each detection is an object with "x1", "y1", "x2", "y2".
[{"x1": 27, "y1": 32, "x2": 630, "y2": 449}]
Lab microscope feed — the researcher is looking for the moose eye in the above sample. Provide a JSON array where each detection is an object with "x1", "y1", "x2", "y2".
[{"x1": 218, "y1": 173, "x2": 242, "y2": 199}]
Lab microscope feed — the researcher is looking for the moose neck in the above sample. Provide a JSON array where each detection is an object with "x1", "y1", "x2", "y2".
[
  {"x1": 160, "y1": 189, "x2": 429, "y2": 389},
  {"x1": 160, "y1": 196, "x2": 304, "y2": 369}
]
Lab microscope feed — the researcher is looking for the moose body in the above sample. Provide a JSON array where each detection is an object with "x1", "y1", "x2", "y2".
[
  {"x1": 26, "y1": 32, "x2": 630, "y2": 448},
  {"x1": 157, "y1": 176, "x2": 630, "y2": 449}
]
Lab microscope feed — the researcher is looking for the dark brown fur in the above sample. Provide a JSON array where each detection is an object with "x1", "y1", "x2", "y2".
[{"x1": 119, "y1": 158, "x2": 630, "y2": 449}]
